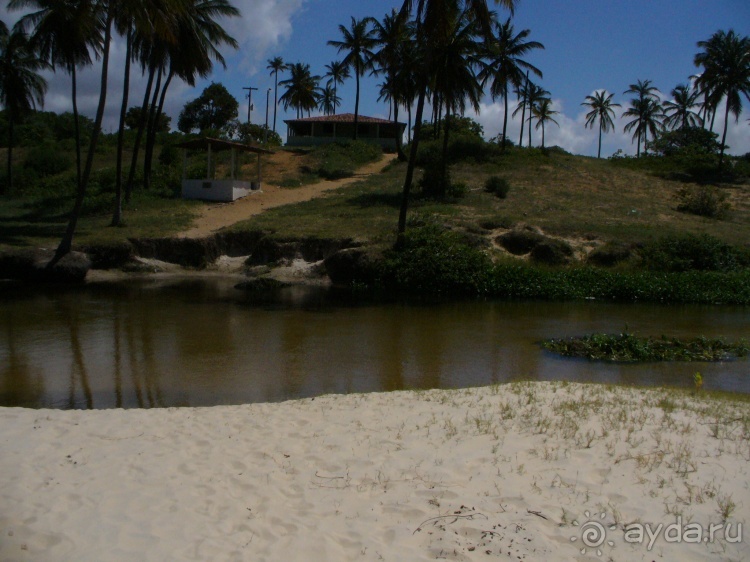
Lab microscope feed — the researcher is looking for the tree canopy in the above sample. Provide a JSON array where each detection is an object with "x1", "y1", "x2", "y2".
[{"x1": 177, "y1": 82, "x2": 238, "y2": 134}]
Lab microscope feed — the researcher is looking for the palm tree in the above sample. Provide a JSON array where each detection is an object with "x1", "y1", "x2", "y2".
[
  {"x1": 323, "y1": 60, "x2": 350, "y2": 116},
  {"x1": 525, "y1": 82, "x2": 549, "y2": 147},
  {"x1": 478, "y1": 17, "x2": 543, "y2": 151},
  {"x1": 622, "y1": 79, "x2": 660, "y2": 156},
  {"x1": 530, "y1": 98, "x2": 558, "y2": 148},
  {"x1": 319, "y1": 84, "x2": 340, "y2": 116},
  {"x1": 694, "y1": 29, "x2": 750, "y2": 168},
  {"x1": 397, "y1": 0, "x2": 517, "y2": 236},
  {"x1": 582, "y1": 90, "x2": 621, "y2": 159},
  {"x1": 371, "y1": 9, "x2": 413, "y2": 159},
  {"x1": 328, "y1": 17, "x2": 377, "y2": 140},
  {"x1": 9, "y1": 0, "x2": 100, "y2": 196},
  {"x1": 279, "y1": 62, "x2": 322, "y2": 118},
  {"x1": 267, "y1": 56, "x2": 285, "y2": 132},
  {"x1": 511, "y1": 72, "x2": 530, "y2": 146},
  {"x1": 663, "y1": 84, "x2": 703, "y2": 130},
  {"x1": 427, "y1": 7, "x2": 483, "y2": 195},
  {"x1": 623, "y1": 96, "x2": 664, "y2": 156},
  {"x1": 0, "y1": 22, "x2": 48, "y2": 195}
]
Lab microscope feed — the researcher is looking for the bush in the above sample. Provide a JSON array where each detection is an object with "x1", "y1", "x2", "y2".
[
  {"x1": 484, "y1": 176, "x2": 510, "y2": 198},
  {"x1": 496, "y1": 227, "x2": 546, "y2": 255},
  {"x1": 158, "y1": 144, "x2": 180, "y2": 167},
  {"x1": 676, "y1": 184, "x2": 730, "y2": 219},
  {"x1": 530, "y1": 239, "x2": 574, "y2": 265},
  {"x1": 22, "y1": 143, "x2": 71, "y2": 177},
  {"x1": 378, "y1": 222, "x2": 493, "y2": 295},
  {"x1": 640, "y1": 233, "x2": 747, "y2": 272},
  {"x1": 587, "y1": 242, "x2": 633, "y2": 267}
]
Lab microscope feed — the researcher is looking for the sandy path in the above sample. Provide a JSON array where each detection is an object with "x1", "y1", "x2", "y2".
[{"x1": 179, "y1": 153, "x2": 393, "y2": 239}]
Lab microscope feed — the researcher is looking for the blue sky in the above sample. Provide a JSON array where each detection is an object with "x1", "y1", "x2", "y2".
[{"x1": 2, "y1": 0, "x2": 749, "y2": 157}]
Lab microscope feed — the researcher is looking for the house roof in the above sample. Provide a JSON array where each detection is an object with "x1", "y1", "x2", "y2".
[
  {"x1": 174, "y1": 137, "x2": 273, "y2": 154},
  {"x1": 284, "y1": 113, "x2": 405, "y2": 127}
]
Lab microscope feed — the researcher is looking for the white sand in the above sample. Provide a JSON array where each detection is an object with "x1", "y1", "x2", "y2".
[{"x1": 1, "y1": 382, "x2": 748, "y2": 561}]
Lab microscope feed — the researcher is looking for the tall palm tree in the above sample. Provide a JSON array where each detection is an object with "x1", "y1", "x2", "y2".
[
  {"x1": 428, "y1": 7, "x2": 483, "y2": 195},
  {"x1": 663, "y1": 84, "x2": 703, "y2": 130},
  {"x1": 328, "y1": 17, "x2": 377, "y2": 140},
  {"x1": 319, "y1": 84, "x2": 340, "y2": 116},
  {"x1": 9, "y1": 0, "x2": 100, "y2": 196},
  {"x1": 512, "y1": 72, "x2": 531, "y2": 146},
  {"x1": 323, "y1": 60, "x2": 350, "y2": 116},
  {"x1": 525, "y1": 82, "x2": 549, "y2": 147},
  {"x1": 279, "y1": 62, "x2": 322, "y2": 118},
  {"x1": 267, "y1": 56, "x2": 285, "y2": 132},
  {"x1": 0, "y1": 22, "x2": 48, "y2": 195},
  {"x1": 397, "y1": 0, "x2": 517, "y2": 236},
  {"x1": 622, "y1": 79, "x2": 660, "y2": 156},
  {"x1": 623, "y1": 95, "x2": 664, "y2": 156},
  {"x1": 582, "y1": 90, "x2": 621, "y2": 159},
  {"x1": 530, "y1": 98, "x2": 558, "y2": 148},
  {"x1": 478, "y1": 17, "x2": 543, "y2": 151},
  {"x1": 371, "y1": 9, "x2": 413, "y2": 159},
  {"x1": 694, "y1": 29, "x2": 750, "y2": 168}
]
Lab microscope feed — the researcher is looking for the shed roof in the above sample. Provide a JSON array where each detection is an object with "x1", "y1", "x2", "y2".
[
  {"x1": 284, "y1": 113, "x2": 404, "y2": 127},
  {"x1": 174, "y1": 137, "x2": 273, "y2": 154}
]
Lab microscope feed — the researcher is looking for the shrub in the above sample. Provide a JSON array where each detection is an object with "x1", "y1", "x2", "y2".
[
  {"x1": 378, "y1": 222, "x2": 493, "y2": 295},
  {"x1": 22, "y1": 143, "x2": 71, "y2": 177},
  {"x1": 158, "y1": 144, "x2": 180, "y2": 167},
  {"x1": 676, "y1": 184, "x2": 730, "y2": 219},
  {"x1": 587, "y1": 242, "x2": 633, "y2": 267},
  {"x1": 496, "y1": 228, "x2": 546, "y2": 255},
  {"x1": 640, "y1": 233, "x2": 746, "y2": 272},
  {"x1": 484, "y1": 176, "x2": 510, "y2": 198}
]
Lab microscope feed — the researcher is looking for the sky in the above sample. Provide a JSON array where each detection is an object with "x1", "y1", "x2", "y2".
[{"x1": 1, "y1": 0, "x2": 749, "y2": 157}]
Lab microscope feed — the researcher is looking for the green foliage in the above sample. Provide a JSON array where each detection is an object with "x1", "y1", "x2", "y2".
[
  {"x1": 378, "y1": 222, "x2": 494, "y2": 296},
  {"x1": 676, "y1": 184, "x2": 730, "y2": 219},
  {"x1": 648, "y1": 126, "x2": 721, "y2": 157},
  {"x1": 177, "y1": 82, "x2": 239, "y2": 134},
  {"x1": 231, "y1": 122, "x2": 282, "y2": 146},
  {"x1": 542, "y1": 332, "x2": 749, "y2": 362},
  {"x1": 23, "y1": 143, "x2": 71, "y2": 177},
  {"x1": 484, "y1": 176, "x2": 510, "y2": 198},
  {"x1": 308, "y1": 140, "x2": 381, "y2": 180},
  {"x1": 419, "y1": 116, "x2": 484, "y2": 140},
  {"x1": 158, "y1": 144, "x2": 180, "y2": 167},
  {"x1": 641, "y1": 233, "x2": 747, "y2": 272},
  {"x1": 125, "y1": 106, "x2": 171, "y2": 132}
]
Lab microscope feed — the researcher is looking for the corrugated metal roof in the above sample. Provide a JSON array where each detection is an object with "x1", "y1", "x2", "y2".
[
  {"x1": 284, "y1": 113, "x2": 404, "y2": 126},
  {"x1": 174, "y1": 137, "x2": 274, "y2": 154}
]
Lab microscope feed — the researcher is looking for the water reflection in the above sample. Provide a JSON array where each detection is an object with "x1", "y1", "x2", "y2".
[{"x1": 0, "y1": 279, "x2": 748, "y2": 410}]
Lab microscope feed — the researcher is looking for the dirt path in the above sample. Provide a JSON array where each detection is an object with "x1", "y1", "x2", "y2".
[{"x1": 179, "y1": 153, "x2": 393, "y2": 239}]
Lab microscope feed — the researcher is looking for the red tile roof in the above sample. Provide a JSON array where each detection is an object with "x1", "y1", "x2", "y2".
[{"x1": 284, "y1": 113, "x2": 403, "y2": 126}]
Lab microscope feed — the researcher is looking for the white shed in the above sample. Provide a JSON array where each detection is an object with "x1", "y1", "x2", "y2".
[{"x1": 175, "y1": 137, "x2": 274, "y2": 202}]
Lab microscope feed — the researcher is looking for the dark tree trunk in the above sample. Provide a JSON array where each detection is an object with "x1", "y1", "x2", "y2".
[
  {"x1": 143, "y1": 69, "x2": 172, "y2": 194},
  {"x1": 54, "y1": 8, "x2": 114, "y2": 260},
  {"x1": 718, "y1": 100, "x2": 730, "y2": 169},
  {"x1": 5, "y1": 116, "x2": 13, "y2": 194},
  {"x1": 397, "y1": 84, "x2": 427, "y2": 239},
  {"x1": 142, "y1": 67, "x2": 163, "y2": 191},
  {"x1": 353, "y1": 61, "x2": 360, "y2": 140},
  {"x1": 394, "y1": 101, "x2": 406, "y2": 161},
  {"x1": 71, "y1": 65, "x2": 82, "y2": 193},
  {"x1": 125, "y1": 64, "x2": 156, "y2": 203},
  {"x1": 112, "y1": 26, "x2": 133, "y2": 227},
  {"x1": 501, "y1": 82, "x2": 509, "y2": 152}
]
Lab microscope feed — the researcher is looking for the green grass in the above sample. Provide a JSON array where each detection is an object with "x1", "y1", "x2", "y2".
[{"x1": 542, "y1": 332, "x2": 750, "y2": 362}]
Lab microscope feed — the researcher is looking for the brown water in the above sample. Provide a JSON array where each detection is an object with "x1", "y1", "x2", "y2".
[{"x1": 1, "y1": 277, "x2": 748, "y2": 409}]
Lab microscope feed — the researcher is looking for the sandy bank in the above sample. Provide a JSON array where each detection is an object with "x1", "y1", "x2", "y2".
[{"x1": 1, "y1": 382, "x2": 748, "y2": 561}]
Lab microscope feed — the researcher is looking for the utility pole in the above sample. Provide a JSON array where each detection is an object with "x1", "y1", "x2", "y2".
[
  {"x1": 264, "y1": 88, "x2": 271, "y2": 143},
  {"x1": 243, "y1": 86, "x2": 258, "y2": 124}
]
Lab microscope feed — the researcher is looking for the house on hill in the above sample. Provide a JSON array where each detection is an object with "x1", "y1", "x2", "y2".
[{"x1": 284, "y1": 113, "x2": 406, "y2": 150}]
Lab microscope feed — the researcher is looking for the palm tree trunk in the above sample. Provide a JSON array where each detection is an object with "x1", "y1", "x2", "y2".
[
  {"x1": 71, "y1": 65, "x2": 82, "y2": 193},
  {"x1": 397, "y1": 84, "x2": 427, "y2": 238},
  {"x1": 143, "y1": 67, "x2": 163, "y2": 191},
  {"x1": 541, "y1": 122, "x2": 545, "y2": 149},
  {"x1": 597, "y1": 122, "x2": 603, "y2": 158},
  {"x1": 144, "y1": 69, "x2": 173, "y2": 193},
  {"x1": 439, "y1": 106, "x2": 451, "y2": 198},
  {"x1": 394, "y1": 101, "x2": 406, "y2": 161},
  {"x1": 407, "y1": 102, "x2": 412, "y2": 143},
  {"x1": 719, "y1": 100, "x2": 730, "y2": 169},
  {"x1": 5, "y1": 116, "x2": 13, "y2": 194},
  {"x1": 272, "y1": 70, "x2": 279, "y2": 131},
  {"x1": 353, "y1": 62, "x2": 360, "y2": 140},
  {"x1": 125, "y1": 64, "x2": 156, "y2": 203},
  {"x1": 54, "y1": 7, "x2": 114, "y2": 261},
  {"x1": 501, "y1": 82, "x2": 509, "y2": 152},
  {"x1": 112, "y1": 26, "x2": 133, "y2": 227}
]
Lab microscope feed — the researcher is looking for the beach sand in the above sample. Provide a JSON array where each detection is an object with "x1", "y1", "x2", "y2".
[{"x1": 1, "y1": 381, "x2": 748, "y2": 561}]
